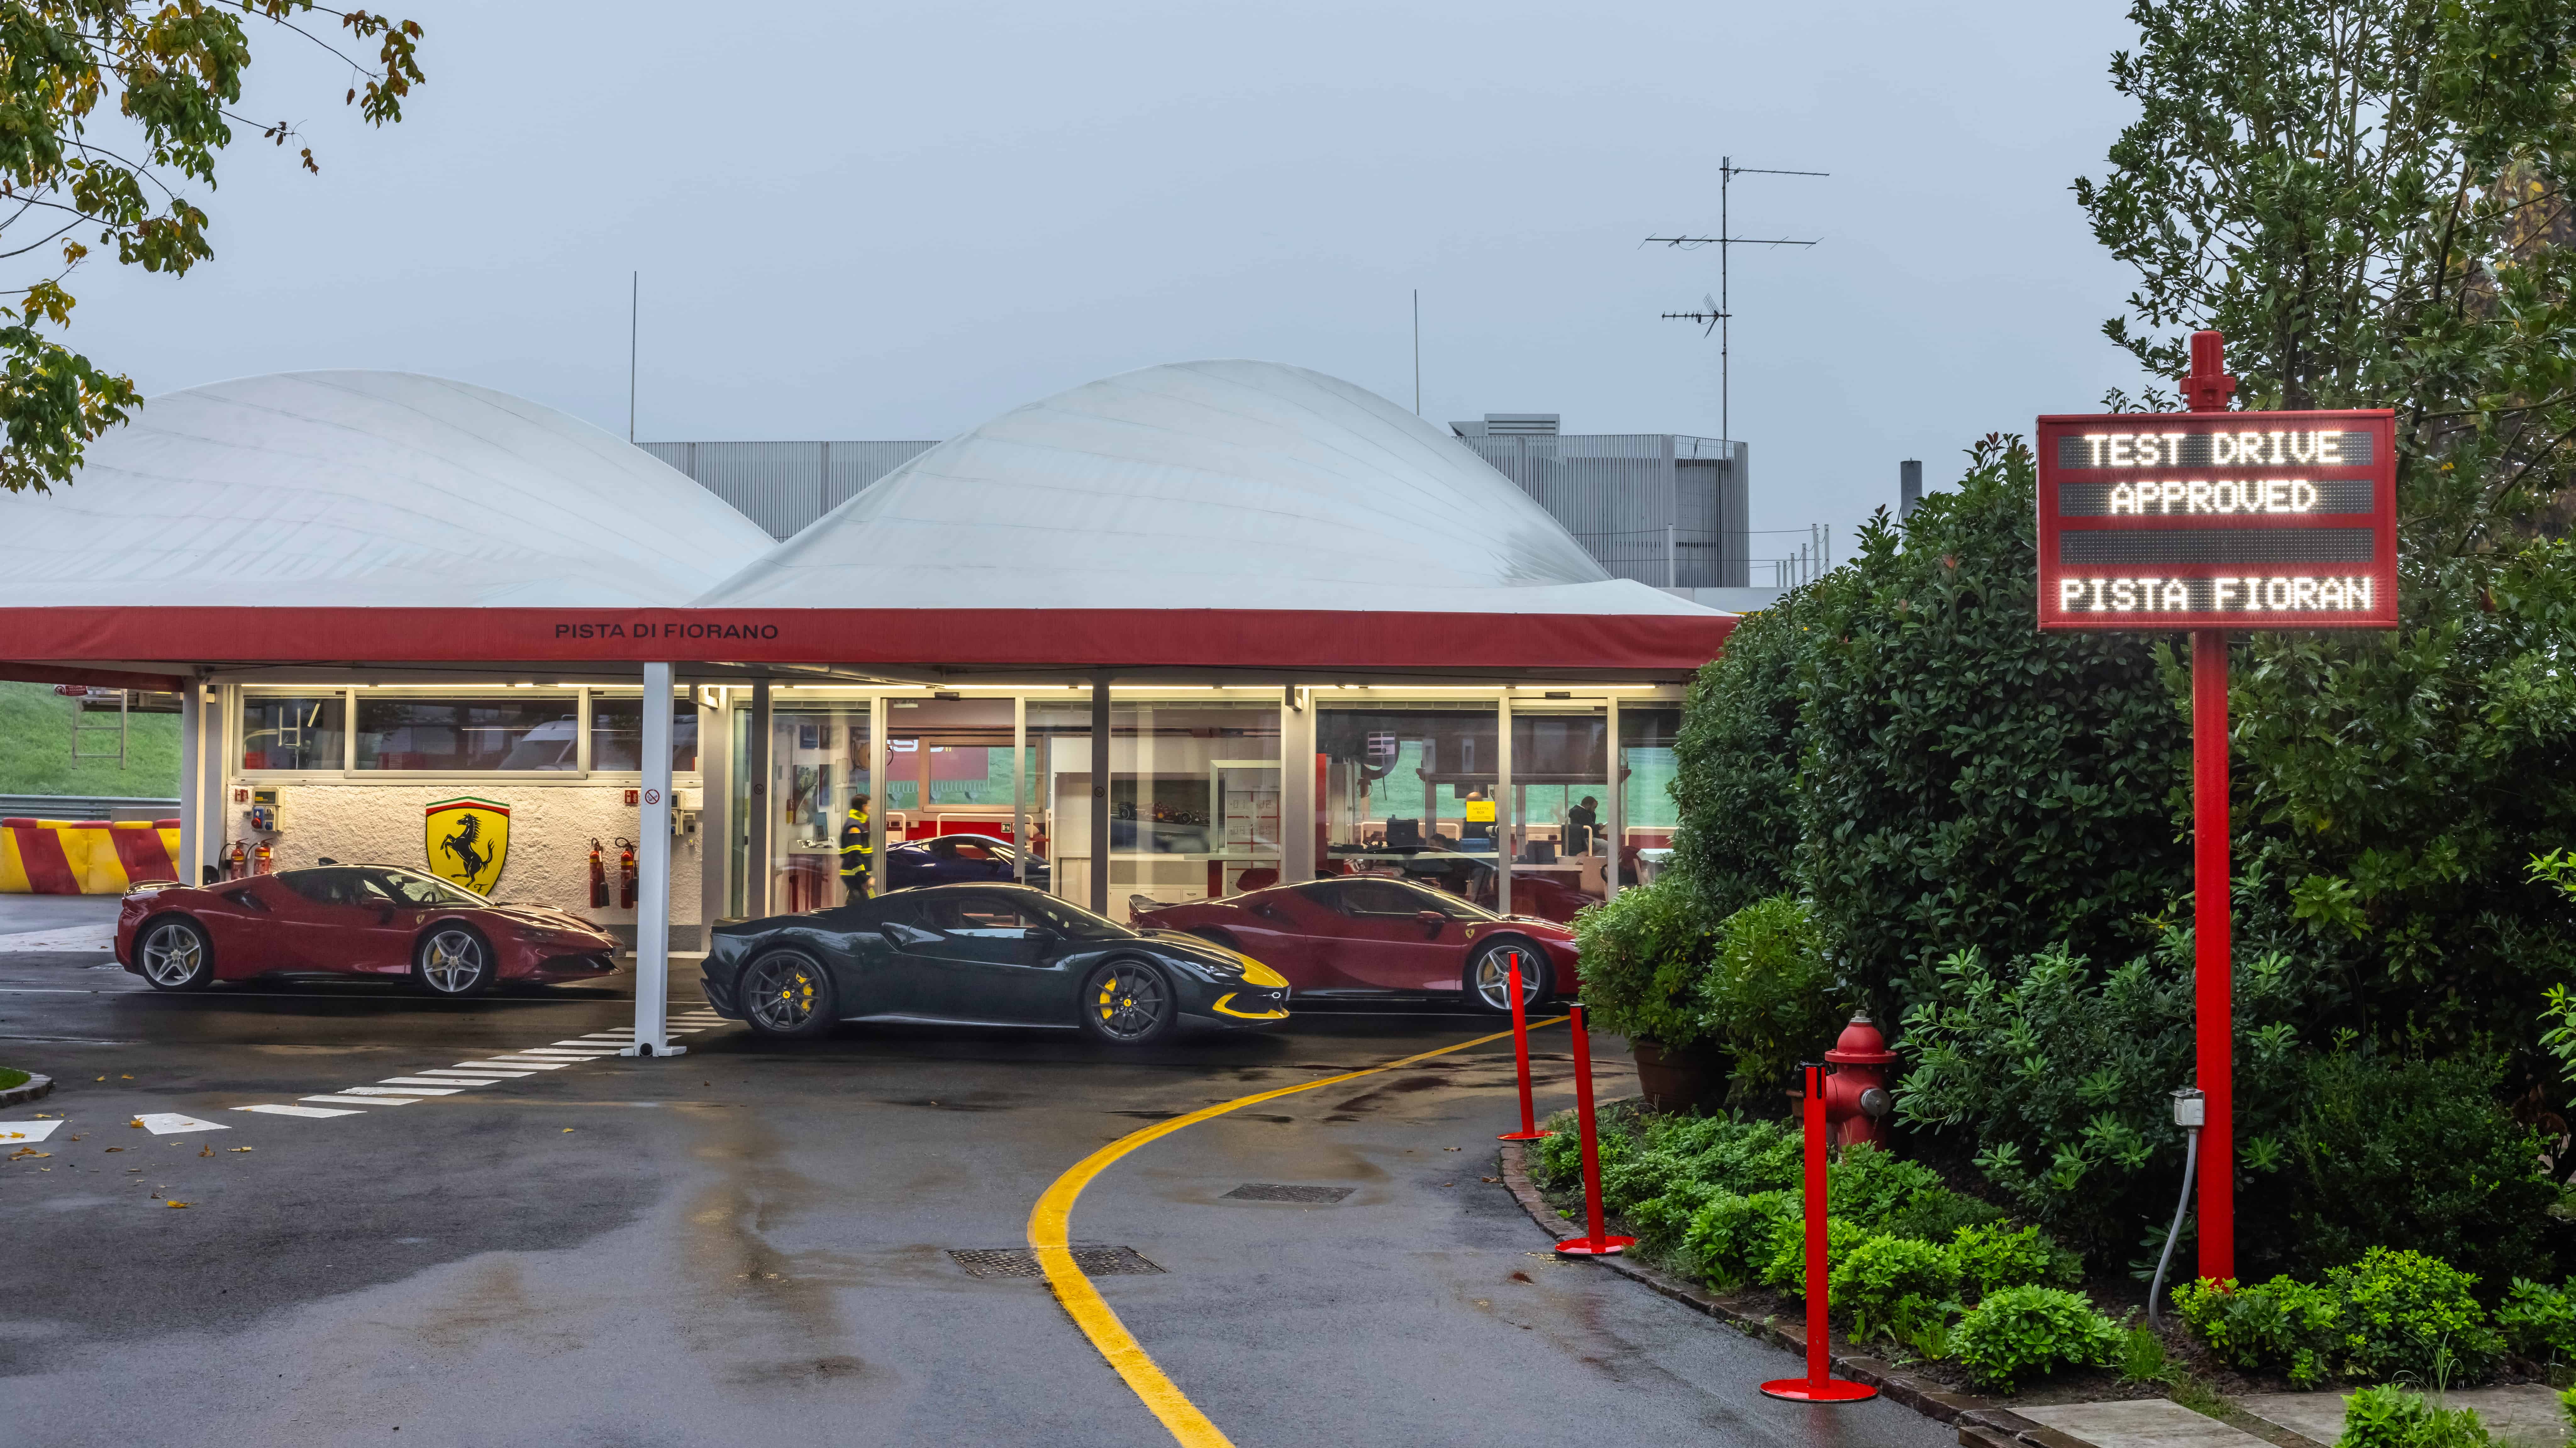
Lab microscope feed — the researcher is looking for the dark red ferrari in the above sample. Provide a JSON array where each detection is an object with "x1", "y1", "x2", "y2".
[
  {"x1": 1131, "y1": 875, "x2": 1580, "y2": 1011},
  {"x1": 115, "y1": 864, "x2": 621, "y2": 997}
]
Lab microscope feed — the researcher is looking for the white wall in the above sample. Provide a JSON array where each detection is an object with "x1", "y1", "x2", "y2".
[{"x1": 219, "y1": 779, "x2": 703, "y2": 926}]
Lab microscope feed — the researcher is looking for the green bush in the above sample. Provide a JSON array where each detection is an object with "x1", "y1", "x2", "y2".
[
  {"x1": 1700, "y1": 895, "x2": 1846, "y2": 1101},
  {"x1": 2175, "y1": 1275, "x2": 2342, "y2": 1388},
  {"x1": 1568, "y1": 871, "x2": 1723, "y2": 1050},
  {"x1": 1759, "y1": 1213, "x2": 1869, "y2": 1294},
  {"x1": 2325, "y1": 1249, "x2": 2501, "y2": 1385},
  {"x1": 2334, "y1": 1385, "x2": 2493, "y2": 1448},
  {"x1": 2496, "y1": 1278, "x2": 2576, "y2": 1366},
  {"x1": 1829, "y1": 1233, "x2": 1960, "y2": 1338},
  {"x1": 2277, "y1": 1054, "x2": 2559, "y2": 1289},
  {"x1": 1950, "y1": 1285, "x2": 2122, "y2": 1392},
  {"x1": 1879, "y1": 1185, "x2": 2006, "y2": 1244},
  {"x1": 1952, "y1": 1222, "x2": 2081, "y2": 1298},
  {"x1": 1679, "y1": 1189, "x2": 1798, "y2": 1290},
  {"x1": 1823, "y1": 1142, "x2": 1946, "y2": 1232},
  {"x1": 1666, "y1": 576, "x2": 1817, "y2": 919}
]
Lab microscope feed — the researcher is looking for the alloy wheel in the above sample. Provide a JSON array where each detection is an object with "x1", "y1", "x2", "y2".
[
  {"x1": 1090, "y1": 962, "x2": 1167, "y2": 1042},
  {"x1": 1472, "y1": 944, "x2": 1544, "y2": 1011},
  {"x1": 140, "y1": 922, "x2": 205, "y2": 987},
  {"x1": 746, "y1": 955, "x2": 823, "y2": 1033},
  {"x1": 420, "y1": 929, "x2": 489, "y2": 993}
]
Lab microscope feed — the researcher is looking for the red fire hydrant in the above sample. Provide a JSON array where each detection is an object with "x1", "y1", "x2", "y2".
[{"x1": 1822, "y1": 1012, "x2": 1899, "y2": 1149}]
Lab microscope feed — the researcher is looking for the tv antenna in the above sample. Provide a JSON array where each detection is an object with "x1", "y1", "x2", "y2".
[{"x1": 1646, "y1": 156, "x2": 1827, "y2": 445}]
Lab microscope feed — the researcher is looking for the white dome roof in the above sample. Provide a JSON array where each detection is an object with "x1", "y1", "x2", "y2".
[
  {"x1": 0, "y1": 370, "x2": 774, "y2": 609},
  {"x1": 694, "y1": 359, "x2": 1714, "y2": 617}
]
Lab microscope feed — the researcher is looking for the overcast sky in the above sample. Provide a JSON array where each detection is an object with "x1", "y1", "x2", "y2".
[{"x1": 67, "y1": 1, "x2": 2151, "y2": 575}]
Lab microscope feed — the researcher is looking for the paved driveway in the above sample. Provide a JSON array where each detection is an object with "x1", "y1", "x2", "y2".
[{"x1": 0, "y1": 938, "x2": 1947, "y2": 1448}]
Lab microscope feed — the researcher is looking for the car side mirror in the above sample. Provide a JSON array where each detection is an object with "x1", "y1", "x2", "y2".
[{"x1": 1415, "y1": 909, "x2": 1445, "y2": 931}]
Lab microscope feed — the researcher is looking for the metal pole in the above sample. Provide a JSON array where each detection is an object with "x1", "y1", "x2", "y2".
[
  {"x1": 1413, "y1": 289, "x2": 1421, "y2": 416},
  {"x1": 869, "y1": 694, "x2": 890, "y2": 899},
  {"x1": 1496, "y1": 692, "x2": 1513, "y2": 919},
  {"x1": 1603, "y1": 695, "x2": 1621, "y2": 904},
  {"x1": 628, "y1": 271, "x2": 638, "y2": 444},
  {"x1": 747, "y1": 680, "x2": 772, "y2": 917},
  {"x1": 177, "y1": 684, "x2": 201, "y2": 885},
  {"x1": 1090, "y1": 672, "x2": 1111, "y2": 916},
  {"x1": 2192, "y1": 628, "x2": 2233, "y2": 1282},
  {"x1": 1720, "y1": 156, "x2": 1730, "y2": 445},
  {"x1": 1012, "y1": 693, "x2": 1028, "y2": 884},
  {"x1": 2187, "y1": 327, "x2": 2236, "y2": 1285},
  {"x1": 1665, "y1": 524, "x2": 1677, "y2": 589},
  {"x1": 628, "y1": 662, "x2": 679, "y2": 1058}
]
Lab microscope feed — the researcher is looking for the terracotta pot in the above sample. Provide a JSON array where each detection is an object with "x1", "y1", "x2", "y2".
[{"x1": 1630, "y1": 1038, "x2": 1720, "y2": 1113}]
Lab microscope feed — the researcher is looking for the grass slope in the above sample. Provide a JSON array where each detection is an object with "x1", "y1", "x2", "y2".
[{"x1": 0, "y1": 682, "x2": 181, "y2": 798}]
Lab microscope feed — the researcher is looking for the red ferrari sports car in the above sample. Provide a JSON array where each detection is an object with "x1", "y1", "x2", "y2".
[
  {"x1": 115, "y1": 864, "x2": 621, "y2": 997},
  {"x1": 1132, "y1": 875, "x2": 1579, "y2": 1011}
]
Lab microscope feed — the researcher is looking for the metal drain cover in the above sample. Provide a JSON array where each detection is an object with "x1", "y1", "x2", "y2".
[
  {"x1": 948, "y1": 1246, "x2": 1164, "y2": 1278},
  {"x1": 1223, "y1": 1183, "x2": 1354, "y2": 1204}
]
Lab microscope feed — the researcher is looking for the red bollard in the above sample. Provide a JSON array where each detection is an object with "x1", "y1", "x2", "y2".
[
  {"x1": 1499, "y1": 950, "x2": 1551, "y2": 1143},
  {"x1": 1761, "y1": 1063, "x2": 1878, "y2": 1403},
  {"x1": 1553, "y1": 1002, "x2": 1635, "y2": 1256}
]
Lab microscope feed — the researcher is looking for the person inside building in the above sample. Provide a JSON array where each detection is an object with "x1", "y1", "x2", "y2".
[
  {"x1": 1461, "y1": 788, "x2": 1495, "y2": 848},
  {"x1": 1565, "y1": 794, "x2": 1599, "y2": 856},
  {"x1": 839, "y1": 792, "x2": 874, "y2": 900}
]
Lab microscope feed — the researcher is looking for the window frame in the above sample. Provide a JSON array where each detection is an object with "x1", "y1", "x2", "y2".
[{"x1": 233, "y1": 685, "x2": 705, "y2": 784}]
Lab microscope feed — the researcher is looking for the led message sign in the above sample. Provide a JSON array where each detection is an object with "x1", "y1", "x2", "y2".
[{"x1": 2034, "y1": 411, "x2": 2397, "y2": 630}]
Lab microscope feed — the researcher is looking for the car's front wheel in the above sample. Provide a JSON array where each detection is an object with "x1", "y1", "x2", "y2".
[
  {"x1": 137, "y1": 916, "x2": 215, "y2": 992},
  {"x1": 1077, "y1": 958, "x2": 1176, "y2": 1046},
  {"x1": 413, "y1": 926, "x2": 497, "y2": 997},
  {"x1": 740, "y1": 950, "x2": 835, "y2": 1039},
  {"x1": 1465, "y1": 939, "x2": 1551, "y2": 1013}
]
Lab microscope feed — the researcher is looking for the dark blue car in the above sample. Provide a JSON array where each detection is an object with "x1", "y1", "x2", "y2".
[{"x1": 885, "y1": 833, "x2": 1050, "y2": 891}]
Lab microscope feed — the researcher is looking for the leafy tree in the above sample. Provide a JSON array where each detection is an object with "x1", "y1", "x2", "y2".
[
  {"x1": 0, "y1": 2, "x2": 425, "y2": 494},
  {"x1": 2075, "y1": 0, "x2": 2576, "y2": 552}
]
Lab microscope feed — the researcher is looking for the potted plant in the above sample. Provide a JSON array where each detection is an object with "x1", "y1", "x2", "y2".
[{"x1": 1571, "y1": 871, "x2": 1727, "y2": 1110}]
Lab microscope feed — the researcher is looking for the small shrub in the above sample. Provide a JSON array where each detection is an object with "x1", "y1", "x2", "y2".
[
  {"x1": 1679, "y1": 1190, "x2": 1797, "y2": 1290},
  {"x1": 2496, "y1": 1278, "x2": 2576, "y2": 1366},
  {"x1": 1570, "y1": 871, "x2": 1723, "y2": 1049},
  {"x1": 1759, "y1": 1213, "x2": 1869, "y2": 1294},
  {"x1": 1626, "y1": 1180, "x2": 1726, "y2": 1255},
  {"x1": 2334, "y1": 1385, "x2": 2493, "y2": 1448},
  {"x1": 2325, "y1": 1248, "x2": 2501, "y2": 1385},
  {"x1": 2117, "y1": 1320, "x2": 2179, "y2": 1385},
  {"x1": 2560, "y1": 1384, "x2": 2576, "y2": 1432},
  {"x1": 1950, "y1": 1285, "x2": 2122, "y2": 1392},
  {"x1": 1824, "y1": 1143, "x2": 1948, "y2": 1232},
  {"x1": 1879, "y1": 1186, "x2": 2006, "y2": 1244},
  {"x1": 1829, "y1": 1234, "x2": 1961, "y2": 1338},
  {"x1": 1953, "y1": 1222, "x2": 2079, "y2": 1298},
  {"x1": 1886, "y1": 1294, "x2": 1956, "y2": 1362},
  {"x1": 1699, "y1": 894, "x2": 1845, "y2": 1099},
  {"x1": 2174, "y1": 1275, "x2": 2341, "y2": 1388}
]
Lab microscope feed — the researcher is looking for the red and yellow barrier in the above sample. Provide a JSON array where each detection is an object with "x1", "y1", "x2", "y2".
[{"x1": 0, "y1": 819, "x2": 182, "y2": 894}]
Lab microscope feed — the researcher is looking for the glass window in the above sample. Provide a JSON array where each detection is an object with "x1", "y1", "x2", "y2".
[
  {"x1": 747, "y1": 703, "x2": 871, "y2": 916},
  {"x1": 369, "y1": 867, "x2": 487, "y2": 907},
  {"x1": 589, "y1": 696, "x2": 700, "y2": 772},
  {"x1": 277, "y1": 866, "x2": 388, "y2": 907},
  {"x1": 1315, "y1": 705, "x2": 1498, "y2": 868},
  {"x1": 1511, "y1": 706, "x2": 1610, "y2": 913},
  {"x1": 240, "y1": 695, "x2": 344, "y2": 772},
  {"x1": 1036, "y1": 699, "x2": 1282, "y2": 921},
  {"x1": 356, "y1": 697, "x2": 580, "y2": 771},
  {"x1": 1618, "y1": 706, "x2": 1684, "y2": 886}
]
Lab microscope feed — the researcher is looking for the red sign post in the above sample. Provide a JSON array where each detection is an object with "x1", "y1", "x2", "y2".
[{"x1": 2037, "y1": 332, "x2": 2398, "y2": 1283}]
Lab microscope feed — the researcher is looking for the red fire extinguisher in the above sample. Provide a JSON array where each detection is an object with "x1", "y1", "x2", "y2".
[
  {"x1": 252, "y1": 840, "x2": 274, "y2": 875},
  {"x1": 225, "y1": 840, "x2": 248, "y2": 880},
  {"x1": 617, "y1": 836, "x2": 637, "y2": 909},
  {"x1": 588, "y1": 837, "x2": 609, "y2": 909}
]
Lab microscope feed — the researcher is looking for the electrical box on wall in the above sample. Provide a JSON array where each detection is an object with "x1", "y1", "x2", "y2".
[
  {"x1": 247, "y1": 786, "x2": 281, "y2": 834},
  {"x1": 672, "y1": 786, "x2": 702, "y2": 836}
]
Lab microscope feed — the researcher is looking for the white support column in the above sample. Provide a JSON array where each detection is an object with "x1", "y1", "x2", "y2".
[
  {"x1": 696, "y1": 687, "x2": 726, "y2": 947},
  {"x1": 1497, "y1": 692, "x2": 1514, "y2": 918},
  {"x1": 747, "y1": 679, "x2": 773, "y2": 916},
  {"x1": 626, "y1": 662, "x2": 683, "y2": 1058},
  {"x1": 869, "y1": 694, "x2": 890, "y2": 899},
  {"x1": 1011, "y1": 693, "x2": 1028, "y2": 883},
  {"x1": 1603, "y1": 695, "x2": 1622, "y2": 903},
  {"x1": 202, "y1": 683, "x2": 229, "y2": 877},
  {"x1": 1280, "y1": 686, "x2": 1314, "y2": 883},
  {"x1": 177, "y1": 683, "x2": 202, "y2": 886}
]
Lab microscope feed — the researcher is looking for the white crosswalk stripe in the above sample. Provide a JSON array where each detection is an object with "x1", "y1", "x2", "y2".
[
  {"x1": 417, "y1": 1068, "x2": 534, "y2": 1078},
  {"x1": 234, "y1": 1104, "x2": 362, "y2": 1118},
  {"x1": 132, "y1": 1113, "x2": 226, "y2": 1135},
  {"x1": 306, "y1": 1094, "x2": 417, "y2": 1105},
  {"x1": 337, "y1": 1086, "x2": 455, "y2": 1096},
  {"x1": 378, "y1": 1077, "x2": 498, "y2": 1087},
  {"x1": 453, "y1": 1058, "x2": 571, "y2": 1069},
  {"x1": 0, "y1": 1119, "x2": 65, "y2": 1142}
]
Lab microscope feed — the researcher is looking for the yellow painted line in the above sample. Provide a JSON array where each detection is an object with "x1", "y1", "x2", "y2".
[{"x1": 1026, "y1": 1014, "x2": 1572, "y2": 1447}]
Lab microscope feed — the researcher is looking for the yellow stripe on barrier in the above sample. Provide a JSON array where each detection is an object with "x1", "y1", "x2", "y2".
[{"x1": 1026, "y1": 1015, "x2": 1571, "y2": 1447}]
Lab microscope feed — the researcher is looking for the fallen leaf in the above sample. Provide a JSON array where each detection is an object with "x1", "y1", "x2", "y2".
[
  {"x1": 96, "y1": 1076, "x2": 105, "y2": 1082},
  {"x1": 128, "y1": 1119, "x2": 143, "y2": 1129},
  {"x1": 229, "y1": 1147, "x2": 252, "y2": 1153},
  {"x1": 1480, "y1": 1176, "x2": 1500, "y2": 1183},
  {"x1": 1443, "y1": 1146, "x2": 1461, "y2": 1151},
  {"x1": 120, "y1": 1075, "x2": 132, "y2": 1080},
  {"x1": 199, "y1": 1145, "x2": 213, "y2": 1158},
  {"x1": 164, "y1": 1200, "x2": 191, "y2": 1208},
  {"x1": 104, "y1": 1146, "x2": 123, "y2": 1152},
  {"x1": 10, "y1": 1147, "x2": 49, "y2": 1159},
  {"x1": 65, "y1": 1135, "x2": 79, "y2": 1141}
]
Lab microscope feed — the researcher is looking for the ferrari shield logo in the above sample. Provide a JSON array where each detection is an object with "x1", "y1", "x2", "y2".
[{"x1": 425, "y1": 797, "x2": 510, "y2": 895}]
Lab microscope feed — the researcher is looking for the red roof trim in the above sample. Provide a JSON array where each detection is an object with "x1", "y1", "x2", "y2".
[{"x1": 3, "y1": 606, "x2": 1731, "y2": 673}]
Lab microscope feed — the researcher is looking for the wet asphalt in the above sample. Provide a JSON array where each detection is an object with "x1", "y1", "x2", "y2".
[{"x1": 0, "y1": 904, "x2": 1947, "y2": 1448}]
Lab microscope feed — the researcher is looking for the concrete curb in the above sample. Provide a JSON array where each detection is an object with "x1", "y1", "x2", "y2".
[
  {"x1": 0, "y1": 1072, "x2": 55, "y2": 1108},
  {"x1": 1496, "y1": 1138, "x2": 2004, "y2": 1434}
]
